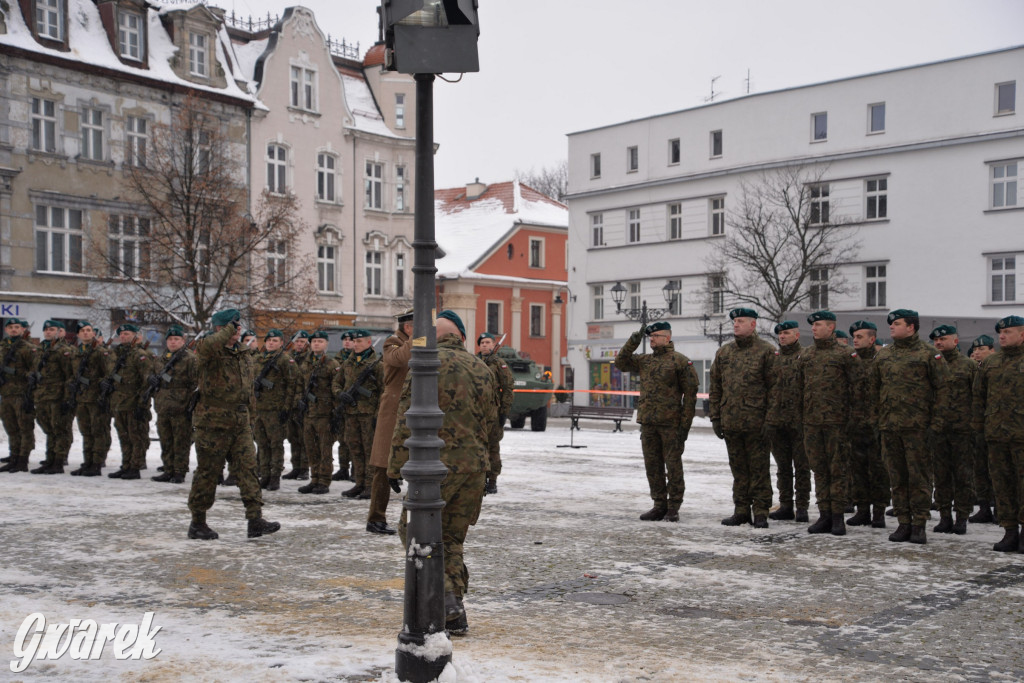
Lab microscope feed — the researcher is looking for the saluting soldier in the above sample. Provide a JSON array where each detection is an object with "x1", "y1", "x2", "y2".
[
  {"x1": 69, "y1": 321, "x2": 113, "y2": 477},
  {"x1": 252, "y1": 328, "x2": 299, "y2": 491},
  {"x1": 969, "y1": 334, "x2": 997, "y2": 524},
  {"x1": 0, "y1": 317, "x2": 38, "y2": 474},
  {"x1": 766, "y1": 320, "x2": 810, "y2": 522},
  {"x1": 332, "y1": 330, "x2": 356, "y2": 482},
  {"x1": 282, "y1": 330, "x2": 312, "y2": 481},
  {"x1": 28, "y1": 320, "x2": 75, "y2": 474},
  {"x1": 477, "y1": 332, "x2": 514, "y2": 495},
  {"x1": 150, "y1": 325, "x2": 198, "y2": 484},
  {"x1": 336, "y1": 329, "x2": 383, "y2": 499},
  {"x1": 103, "y1": 323, "x2": 155, "y2": 480},
  {"x1": 296, "y1": 330, "x2": 341, "y2": 495},
  {"x1": 847, "y1": 321, "x2": 890, "y2": 528}
]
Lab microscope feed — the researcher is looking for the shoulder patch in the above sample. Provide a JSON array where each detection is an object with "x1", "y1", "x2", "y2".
[
  {"x1": 774, "y1": 351, "x2": 779, "y2": 356},
  {"x1": 934, "y1": 354, "x2": 942, "y2": 361},
  {"x1": 687, "y1": 360, "x2": 693, "y2": 365},
  {"x1": 851, "y1": 352, "x2": 858, "y2": 358}
]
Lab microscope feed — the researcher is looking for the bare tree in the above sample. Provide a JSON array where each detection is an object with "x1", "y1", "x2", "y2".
[
  {"x1": 93, "y1": 93, "x2": 314, "y2": 333},
  {"x1": 702, "y1": 165, "x2": 861, "y2": 322},
  {"x1": 515, "y1": 160, "x2": 568, "y2": 202}
]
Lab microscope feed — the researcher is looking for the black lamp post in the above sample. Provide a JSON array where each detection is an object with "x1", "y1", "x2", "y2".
[
  {"x1": 609, "y1": 280, "x2": 679, "y2": 353},
  {"x1": 702, "y1": 313, "x2": 728, "y2": 347},
  {"x1": 381, "y1": 2, "x2": 479, "y2": 682}
]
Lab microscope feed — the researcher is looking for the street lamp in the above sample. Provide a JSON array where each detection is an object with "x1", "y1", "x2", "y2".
[
  {"x1": 381, "y1": 2, "x2": 479, "y2": 682},
  {"x1": 610, "y1": 280, "x2": 679, "y2": 353},
  {"x1": 702, "y1": 313, "x2": 727, "y2": 347}
]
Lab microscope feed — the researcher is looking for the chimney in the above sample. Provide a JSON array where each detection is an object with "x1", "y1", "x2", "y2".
[{"x1": 465, "y1": 177, "x2": 486, "y2": 200}]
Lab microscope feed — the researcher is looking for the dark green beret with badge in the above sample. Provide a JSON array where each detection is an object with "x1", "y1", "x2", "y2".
[
  {"x1": 835, "y1": 330, "x2": 849, "y2": 339},
  {"x1": 351, "y1": 329, "x2": 371, "y2": 339},
  {"x1": 340, "y1": 330, "x2": 353, "y2": 341},
  {"x1": 477, "y1": 331, "x2": 495, "y2": 345},
  {"x1": 295, "y1": 330, "x2": 310, "y2": 340},
  {"x1": 116, "y1": 323, "x2": 140, "y2": 334},
  {"x1": 77, "y1": 320, "x2": 93, "y2": 331},
  {"x1": 849, "y1": 320, "x2": 876, "y2": 335},
  {"x1": 646, "y1": 321, "x2": 671, "y2": 335},
  {"x1": 265, "y1": 328, "x2": 284, "y2": 339},
  {"x1": 729, "y1": 307, "x2": 758, "y2": 320},
  {"x1": 310, "y1": 330, "x2": 329, "y2": 340},
  {"x1": 929, "y1": 324, "x2": 957, "y2": 340},
  {"x1": 43, "y1": 319, "x2": 66, "y2": 330},
  {"x1": 166, "y1": 325, "x2": 185, "y2": 339},
  {"x1": 437, "y1": 310, "x2": 466, "y2": 338},
  {"x1": 241, "y1": 329, "x2": 256, "y2": 339},
  {"x1": 971, "y1": 334, "x2": 995, "y2": 349},
  {"x1": 995, "y1": 315, "x2": 1024, "y2": 331},
  {"x1": 887, "y1": 309, "x2": 918, "y2": 325},
  {"x1": 807, "y1": 310, "x2": 836, "y2": 323},
  {"x1": 773, "y1": 321, "x2": 798, "y2": 334},
  {"x1": 6, "y1": 317, "x2": 29, "y2": 327},
  {"x1": 210, "y1": 308, "x2": 241, "y2": 327}
]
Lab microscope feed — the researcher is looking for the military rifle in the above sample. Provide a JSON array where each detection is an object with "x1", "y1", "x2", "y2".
[
  {"x1": 98, "y1": 337, "x2": 137, "y2": 413},
  {"x1": 67, "y1": 338, "x2": 100, "y2": 413},
  {"x1": 0, "y1": 327, "x2": 32, "y2": 388},
  {"x1": 253, "y1": 336, "x2": 296, "y2": 399},
  {"x1": 295, "y1": 353, "x2": 326, "y2": 424},
  {"x1": 141, "y1": 345, "x2": 187, "y2": 405},
  {"x1": 331, "y1": 355, "x2": 380, "y2": 433},
  {"x1": 24, "y1": 336, "x2": 61, "y2": 412}
]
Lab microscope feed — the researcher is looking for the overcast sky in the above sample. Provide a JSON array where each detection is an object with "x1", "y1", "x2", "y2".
[{"x1": 226, "y1": 0, "x2": 1024, "y2": 190}]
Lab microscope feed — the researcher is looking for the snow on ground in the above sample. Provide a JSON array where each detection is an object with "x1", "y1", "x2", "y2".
[{"x1": 0, "y1": 419, "x2": 1022, "y2": 682}]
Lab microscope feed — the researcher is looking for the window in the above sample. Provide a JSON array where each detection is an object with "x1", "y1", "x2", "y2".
[
  {"x1": 80, "y1": 107, "x2": 104, "y2": 161},
  {"x1": 36, "y1": 0, "x2": 62, "y2": 40},
  {"x1": 365, "y1": 161, "x2": 383, "y2": 209},
  {"x1": 193, "y1": 229, "x2": 210, "y2": 283},
  {"x1": 31, "y1": 97, "x2": 57, "y2": 153},
  {"x1": 529, "y1": 238, "x2": 544, "y2": 268},
  {"x1": 365, "y1": 250, "x2": 382, "y2": 295},
  {"x1": 627, "y1": 208, "x2": 641, "y2": 243},
  {"x1": 591, "y1": 213, "x2": 604, "y2": 246},
  {"x1": 812, "y1": 112, "x2": 828, "y2": 141},
  {"x1": 991, "y1": 162, "x2": 1018, "y2": 208},
  {"x1": 395, "y1": 165, "x2": 407, "y2": 211},
  {"x1": 592, "y1": 285, "x2": 604, "y2": 320},
  {"x1": 868, "y1": 102, "x2": 885, "y2": 133},
  {"x1": 486, "y1": 302, "x2": 501, "y2": 335},
  {"x1": 316, "y1": 153, "x2": 336, "y2": 202},
  {"x1": 126, "y1": 116, "x2": 147, "y2": 167},
  {"x1": 395, "y1": 93, "x2": 405, "y2": 128},
  {"x1": 996, "y1": 82, "x2": 1016, "y2": 115},
  {"x1": 35, "y1": 205, "x2": 83, "y2": 274},
  {"x1": 809, "y1": 184, "x2": 830, "y2": 225},
  {"x1": 118, "y1": 11, "x2": 143, "y2": 60},
  {"x1": 866, "y1": 177, "x2": 887, "y2": 219},
  {"x1": 708, "y1": 274, "x2": 724, "y2": 315},
  {"x1": 865, "y1": 264, "x2": 886, "y2": 308},
  {"x1": 991, "y1": 256, "x2": 1016, "y2": 303},
  {"x1": 666, "y1": 279, "x2": 682, "y2": 315},
  {"x1": 266, "y1": 144, "x2": 287, "y2": 193},
  {"x1": 710, "y1": 197, "x2": 725, "y2": 235},
  {"x1": 668, "y1": 138, "x2": 680, "y2": 165},
  {"x1": 710, "y1": 130, "x2": 722, "y2": 158},
  {"x1": 590, "y1": 153, "x2": 601, "y2": 178},
  {"x1": 267, "y1": 238, "x2": 287, "y2": 288},
  {"x1": 107, "y1": 215, "x2": 150, "y2": 279},
  {"x1": 809, "y1": 268, "x2": 829, "y2": 309},
  {"x1": 290, "y1": 66, "x2": 317, "y2": 111},
  {"x1": 626, "y1": 146, "x2": 638, "y2": 172},
  {"x1": 628, "y1": 282, "x2": 641, "y2": 311},
  {"x1": 668, "y1": 203, "x2": 682, "y2": 240},
  {"x1": 317, "y1": 244, "x2": 336, "y2": 293},
  {"x1": 189, "y1": 33, "x2": 207, "y2": 77},
  {"x1": 395, "y1": 253, "x2": 406, "y2": 297},
  {"x1": 190, "y1": 128, "x2": 211, "y2": 176},
  {"x1": 529, "y1": 304, "x2": 544, "y2": 337}
]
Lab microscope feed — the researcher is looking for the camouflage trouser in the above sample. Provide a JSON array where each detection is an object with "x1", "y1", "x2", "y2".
[
  {"x1": 35, "y1": 400, "x2": 73, "y2": 465},
  {"x1": 803, "y1": 424, "x2": 847, "y2": 515},
  {"x1": 287, "y1": 416, "x2": 307, "y2": 471},
  {"x1": 345, "y1": 414, "x2": 375, "y2": 488},
  {"x1": 881, "y1": 429, "x2": 932, "y2": 526},
  {"x1": 487, "y1": 421, "x2": 503, "y2": 478},
  {"x1": 189, "y1": 420, "x2": 263, "y2": 521},
  {"x1": 931, "y1": 430, "x2": 975, "y2": 516},
  {"x1": 770, "y1": 424, "x2": 811, "y2": 509},
  {"x1": 0, "y1": 396, "x2": 35, "y2": 459},
  {"x1": 639, "y1": 423, "x2": 686, "y2": 512},
  {"x1": 253, "y1": 410, "x2": 287, "y2": 478},
  {"x1": 973, "y1": 433, "x2": 993, "y2": 505},
  {"x1": 399, "y1": 470, "x2": 486, "y2": 598},
  {"x1": 157, "y1": 410, "x2": 193, "y2": 476},
  {"x1": 303, "y1": 415, "x2": 334, "y2": 487},
  {"x1": 723, "y1": 429, "x2": 773, "y2": 516},
  {"x1": 113, "y1": 408, "x2": 150, "y2": 470},
  {"x1": 849, "y1": 426, "x2": 890, "y2": 509},
  {"x1": 76, "y1": 401, "x2": 111, "y2": 467},
  {"x1": 367, "y1": 465, "x2": 391, "y2": 523},
  {"x1": 986, "y1": 441, "x2": 1024, "y2": 528}
]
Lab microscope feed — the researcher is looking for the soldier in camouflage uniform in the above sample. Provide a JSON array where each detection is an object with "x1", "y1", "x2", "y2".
[
  {"x1": 799, "y1": 311, "x2": 859, "y2": 536},
  {"x1": 709, "y1": 308, "x2": 776, "y2": 528},
  {"x1": 149, "y1": 326, "x2": 198, "y2": 484},
  {"x1": 766, "y1": 321, "x2": 810, "y2": 522},
  {"x1": 972, "y1": 315, "x2": 1024, "y2": 553},
  {"x1": 390, "y1": 311, "x2": 496, "y2": 635},
  {"x1": 477, "y1": 332, "x2": 515, "y2": 495},
  {"x1": 847, "y1": 321, "x2": 890, "y2": 528},
  {"x1": 296, "y1": 331, "x2": 341, "y2": 495},
  {"x1": 928, "y1": 325, "x2": 976, "y2": 535},
  {"x1": 103, "y1": 323, "x2": 155, "y2": 480},
  {"x1": 0, "y1": 318, "x2": 37, "y2": 474},
  {"x1": 68, "y1": 322, "x2": 113, "y2": 477},
  {"x1": 27, "y1": 320, "x2": 75, "y2": 474},
  {"x1": 252, "y1": 329, "x2": 299, "y2": 491},
  {"x1": 187, "y1": 309, "x2": 279, "y2": 540},
  {"x1": 332, "y1": 330, "x2": 355, "y2": 482},
  {"x1": 870, "y1": 309, "x2": 950, "y2": 545},
  {"x1": 615, "y1": 320, "x2": 698, "y2": 522},
  {"x1": 336, "y1": 329, "x2": 382, "y2": 499},
  {"x1": 282, "y1": 331, "x2": 311, "y2": 481},
  {"x1": 968, "y1": 334, "x2": 997, "y2": 524}
]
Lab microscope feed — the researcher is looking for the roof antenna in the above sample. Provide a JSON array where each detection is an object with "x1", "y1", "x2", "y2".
[{"x1": 704, "y1": 75, "x2": 721, "y2": 103}]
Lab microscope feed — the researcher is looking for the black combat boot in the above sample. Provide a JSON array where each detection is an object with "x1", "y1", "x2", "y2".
[
  {"x1": 444, "y1": 592, "x2": 468, "y2": 636},
  {"x1": 831, "y1": 513, "x2": 847, "y2": 536},
  {"x1": 807, "y1": 513, "x2": 831, "y2": 534},
  {"x1": 367, "y1": 520, "x2": 397, "y2": 535},
  {"x1": 70, "y1": 465, "x2": 87, "y2": 476},
  {"x1": 151, "y1": 472, "x2": 173, "y2": 482},
  {"x1": 889, "y1": 523, "x2": 912, "y2": 542},
  {"x1": 886, "y1": 508, "x2": 896, "y2": 517},
  {"x1": 82, "y1": 464, "x2": 101, "y2": 477},
  {"x1": 933, "y1": 514, "x2": 954, "y2": 533},
  {"x1": 341, "y1": 484, "x2": 365, "y2": 499},
  {"x1": 846, "y1": 506, "x2": 871, "y2": 526},
  {"x1": 639, "y1": 507, "x2": 667, "y2": 521},
  {"x1": 0, "y1": 455, "x2": 9, "y2": 463},
  {"x1": 769, "y1": 503, "x2": 794, "y2": 521},
  {"x1": 312, "y1": 483, "x2": 330, "y2": 494},
  {"x1": 295, "y1": 468, "x2": 309, "y2": 481},
  {"x1": 156, "y1": 465, "x2": 165, "y2": 472},
  {"x1": 909, "y1": 525, "x2": 926, "y2": 544},
  {"x1": 297, "y1": 482, "x2": 316, "y2": 494},
  {"x1": 120, "y1": 468, "x2": 140, "y2": 480},
  {"x1": 795, "y1": 508, "x2": 809, "y2": 523},
  {"x1": 267, "y1": 475, "x2": 280, "y2": 491},
  {"x1": 484, "y1": 476, "x2": 498, "y2": 495},
  {"x1": 357, "y1": 488, "x2": 371, "y2": 499},
  {"x1": 871, "y1": 506, "x2": 887, "y2": 528},
  {"x1": 247, "y1": 516, "x2": 281, "y2": 538},
  {"x1": 259, "y1": 474, "x2": 270, "y2": 489},
  {"x1": 168, "y1": 474, "x2": 185, "y2": 484},
  {"x1": 188, "y1": 520, "x2": 219, "y2": 540},
  {"x1": 0, "y1": 458, "x2": 15, "y2": 473},
  {"x1": 332, "y1": 465, "x2": 348, "y2": 481},
  {"x1": 721, "y1": 508, "x2": 751, "y2": 526},
  {"x1": 752, "y1": 514, "x2": 769, "y2": 528},
  {"x1": 952, "y1": 513, "x2": 967, "y2": 535},
  {"x1": 664, "y1": 510, "x2": 680, "y2": 523},
  {"x1": 968, "y1": 503, "x2": 993, "y2": 524},
  {"x1": 993, "y1": 526, "x2": 1020, "y2": 552},
  {"x1": 282, "y1": 468, "x2": 301, "y2": 480},
  {"x1": 108, "y1": 467, "x2": 125, "y2": 479},
  {"x1": 844, "y1": 503, "x2": 855, "y2": 514},
  {"x1": 31, "y1": 461, "x2": 52, "y2": 474},
  {"x1": 41, "y1": 463, "x2": 64, "y2": 474}
]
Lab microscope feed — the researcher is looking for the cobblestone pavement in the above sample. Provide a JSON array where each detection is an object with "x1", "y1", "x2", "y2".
[{"x1": 0, "y1": 419, "x2": 1022, "y2": 681}]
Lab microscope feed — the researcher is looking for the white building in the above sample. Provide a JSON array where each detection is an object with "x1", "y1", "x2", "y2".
[{"x1": 565, "y1": 46, "x2": 1023, "y2": 400}]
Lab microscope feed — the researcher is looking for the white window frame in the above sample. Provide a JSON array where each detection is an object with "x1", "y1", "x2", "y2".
[
  {"x1": 627, "y1": 208, "x2": 641, "y2": 244},
  {"x1": 628, "y1": 281, "x2": 641, "y2": 311},
  {"x1": 189, "y1": 32, "x2": 208, "y2": 78},
  {"x1": 36, "y1": 0, "x2": 62, "y2": 41},
  {"x1": 626, "y1": 146, "x2": 638, "y2": 173},
  {"x1": 590, "y1": 153, "x2": 601, "y2": 179},
  {"x1": 125, "y1": 115, "x2": 147, "y2": 167},
  {"x1": 108, "y1": 215, "x2": 151, "y2": 280},
  {"x1": 365, "y1": 160, "x2": 384, "y2": 210},
  {"x1": 317, "y1": 243, "x2": 337, "y2": 294},
  {"x1": 666, "y1": 278, "x2": 682, "y2": 315},
  {"x1": 868, "y1": 102, "x2": 885, "y2": 134},
  {"x1": 31, "y1": 97, "x2": 57, "y2": 153},
  {"x1": 529, "y1": 237, "x2": 544, "y2": 268},
  {"x1": 865, "y1": 177, "x2": 888, "y2": 220},
  {"x1": 591, "y1": 213, "x2": 604, "y2": 247},
  {"x1": 193, "y1": 229, "x2": 211, "y2": 284},
  {"x1": 991, "y1": 255, "x2": 1016, "y2": 303},
  {"x1": 486, "y1": 301, "x2": 502, "y2": 335},
  {"x1": 80, "y1": 106, "x2": 104, "y2": 161},
  {"x1": 395, "y1": 253, "x2": 407, "y2": 298},
  {"x1": 996, "y1": 81, "x2": 1016, "y2": 116},
  {"x1": 290, "y1": 66, "x2": 317, "y2": 111},
  {"x1": 710, "y1": 197, "x2": 725, "y2": 236},
  {"x1": 710, "y1": 130, "x2": 722, "y2": 158},
  {"x1": 316, "y1": 152, "x2": 337, "y2": 203},
  {"x1": 35, "y1": 205, "x2": 84, "y2": 274},
  {"x1": 668, "y1": 138, "x2": 680, "y2": 165},
  {"x1": 708, "y1": 274, "x2": 724, "y2": 315},
  {"x1": 266, "y1": 237, "x2": 287, "y2": 288},
  {"x1": 118, "y1": 10, "x2": 143, "y2": 61},
  {"x1": 668, "y1": 203, "x2": 682, "y2": 240},
  {"x1": 395, "y1": 165, "x2": 407, "y2": 212},
  {"x1": 811, "y1": 112, "x2": 828, "y2": 142},
  {"x1": 365, "y1": 250, "x2": 383, "y2": 296},
  {"x1": 592, "y1": 285, "x2": 604, "y2": 321},
  {"x1": 395, "y1": 93, "x2": 406, "y2": 128},
  {"x1": 809, "y1": 267, "x2": 829, "y2": 309},
  {"x1": 529, "y1": 303, "x2": 545, "y2": 338},
  {"x1": 990, "y1": 162, "x2": 1019, "y2": 209},
  {"x1": 809, "y1": 184, "x2": 830, "y2": 225},
  {"x1": 266, "y1": 143, "x2": 287, "y2": 194},
  {"x1": 865, "y1": 264, "x2": 887, "y2": 308}
]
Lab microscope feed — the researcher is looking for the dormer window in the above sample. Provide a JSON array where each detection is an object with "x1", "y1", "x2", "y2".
[
  {"x1": 36, "y1": 0, "x2": 63, "y2": 41},
  {"x1": 189, "y1": 32, "x2": 208, "y2": 78},
  {"x1": 118, "y1": 11, "x2": 144, "y2": 61}
]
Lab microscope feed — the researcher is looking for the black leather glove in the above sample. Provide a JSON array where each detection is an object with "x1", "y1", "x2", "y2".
[
  {"x1": 389, "y1": 478, "x2": 402, "y2": 493},
  {"x1": 712, "y1": 419, "x2": 725, "y2": 440},
  {"x1": 628, "y1": 330, "x2": 642, "y2": 345},
  {"x1": 338, "y1": 392, "x2": 356, "y2": 407},
  {"x1": 99, "y1": 378, "x2": 114, "y2": 393},
  {"x1": 60, "y1": 401, "x2": 74, "y2": 415},
  {"x1": 147, "y1": 375, "x2": 161, "y2": 389}
]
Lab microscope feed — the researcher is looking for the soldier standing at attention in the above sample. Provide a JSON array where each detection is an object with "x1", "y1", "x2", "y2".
[
  {"x1": 28, "y1": 320, "x2": 75, "y2": 474},
  {"x1": 614, "y1": 321, "x2": 698, "y2": 522},
  {"x1": 477, "y1": 332, "x2": 514, "y2": 495},
  {"x1": 972, "y1": 316, "x2": 1024, "y2": 553},
  {"x1": 150, "y1": 326, "x2": 198, "y2": 484},
  {"x1": 389, "y1": 311, "x2": 495, "y2": 635},
  {"x1": 337, "y1": 329, "x2": 382, "y2": 500},
  {"x1": 297, "y1": 330, "x2": 340, "y2": 495},
  {"x1": 928, "y1": 325, "x2": 976, "y2": 535},
  {"x1": 104, "y1": 323, "x2": 155, "y2": 480},
  {"x1": 766, "y1": 321, "x2": 810, "y2": 522},
  {"x1": 282, "y1": 330, "x2": 312, "y2": 481},
  {"x1": 847, "y1": 321, "x2": 890, "y2": 529},
  {"x1": 835, "y1": 330, "x2": 851, "y2": 347},
  {"x1": 0, "y1": 318, "x2": 37, "y2": 474},
  {"x1": 332, "y1": 330, "x2": 356, "y2": 482},
  {"x1": 69, "y1": 322, "x2": 113, "y2": 477},
  {"x1": 870, "y1": 309, "x2": 949, "y2": 545},
  {"x1": 710, "y1": 308, "x2": 776, "y2": 528},
  {"x1": 252, "y1": 329, "x2": 299, "y2": 491},
  {"x1": 968, "y1": 334, "x2": 997, "y2": 524},
  {"x1": 187, "y1": 308, "x2": 279, "y2": 540},
  {"x1": 366, "y1": 310, "x2": 413, "y2": 535}
]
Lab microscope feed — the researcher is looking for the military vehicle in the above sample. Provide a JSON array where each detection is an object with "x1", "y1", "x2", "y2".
[{"x1": 498, "y1": 346, "x2": 554, "y2": 432}]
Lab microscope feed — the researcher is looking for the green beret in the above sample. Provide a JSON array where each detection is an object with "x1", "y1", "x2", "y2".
[
  {"x1": 77, "y1": 320, "x2": 93, "y2": 331},
  {"x1": 210, "y1": 308, "x2": 241, "y2": 327},
  {"x1": 116, "y1": 323, "x2": 140, "y2": 334},
  {"x1": 94, "y1": 328, "x2": 103, "y2": 337},
  {"x1": 340, "y1": 330, "x2": 354, "y2": 341},
  {"x1": 396, "y1": 308, "x2": 414, "y2": 323},
  {"x1": 929, "y1": 324, "x2": 957, "y2": 340},
  {"x1": 5, "y1": 317, "x2": 29, "y2": 327},
  {"x1": 477, "y1": 332, "x2": 495, "y2": 344},
  {"x1": 971, "y1": 334, "x2": 995, "y2": 349},
  {"x1": 351, "y1": 329, "x2": 372, "y2": 339},
  {"x1": 835, "y1": 330, "x2": 849, "y2": 339},
  {"x1": 437, "y1": 310, "x2": 466, "y2": 338},
  {"x1": 241, "y1": 329, "x2": 256, "y2": 339},
  {"x1": 887, "y1": 309, "x2": 918, "y2": 325},
  {"x1": 773, "y1": 321, "x2": 798, "y2": 334},
  {"x1": 807, "y1": 310, "x2": 836, "y2": 323},
  {"x1": 849, "y1": 321, "x2": 877, "y2": 335},
  {"x1": 729, "y1": 308, "x2": 758, "y2": 320},
  {"x1": 646, "y1": 321, "x2": 671, "y2": 335},
  {"x1": 995, "y1": 315, "x2": 1024, "y2": 331},
  {"x1": 265, "y1": 328, "x2": 284, "y2": 339},
  {"x1": 295, "y1": 330, "x2": 310, "y2": 340},
  {"x1": 310, "y1": 330, "x2": 329, "y2": 340},
  {"x1": 165, "y1": 325, "x2": 185, "y2": 339},
  {"x1": 43, "y1": 319, "x2": 66, "y2": 330}
]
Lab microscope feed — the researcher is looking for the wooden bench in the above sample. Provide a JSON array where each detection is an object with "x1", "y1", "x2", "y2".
[{"x1": 569, "y1": 405, "x2": 634, "y2": 432}]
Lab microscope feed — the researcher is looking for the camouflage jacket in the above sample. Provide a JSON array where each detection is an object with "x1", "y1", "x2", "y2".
[
  {"x1": 848, "y1": 344, "x2": 878, "y2": 429},
  {"x1": 709, "y1": 334, "x2": 776, "y2": 431},
  {"x1": 334, "y1": 348, "x2": 382, "y2": 416},
  {"x1": 109, "y1": 342, "x2": 156, "y2": 411},
  {"x1": 193, "y1": 325, "x2": 255, "y2": 429},
  {"x1": 291, "y1": 348, "x2": 312, "y2": 370},
  {"x1": 870, "y1": 333, "x2": 949, "y2": 432},
  {"x1": 797, "y1": 336, "x2": 858, "y2": 426},
  {"x1": 938, "y1": 348, "x2": 975, "y2": 433},
  {"x1": 253, "y1": 349, "x2": 300, "y2": 412},
  {"x1": 0, "y1": 336, "x2": 37, "y2": 398},
  {"x1": 300, "y1": 352, "x2": 341, "y2": 418},
  {"x1": 389, "y1": 333, "x2": 496, "y2": 477},
  {"x1": 614, "y1": 336, "x2": 698, "y2": 428},
  {"x1": 766, "y1": 340, "x2": 802, "y2": 427},
  {"x1": 972, "y1": 344, "x2": 1024, "y2": 442},
  {"x1": 71, "y1": 341, "x2": 113, "y2": 404},
  {"x1": 152, "y1": 348, "x2": 199, "y2": 414},
  {"x1": 31, "y1": 339, "x2": 74, "y2": 403},
  {"x1": 479, "y1": 350, "x2": 515, "y2": 418}
]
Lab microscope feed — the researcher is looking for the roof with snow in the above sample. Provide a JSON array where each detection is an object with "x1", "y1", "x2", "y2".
[{"x1": 435, "y1": 180, "x2": 568, "y2": 278}]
